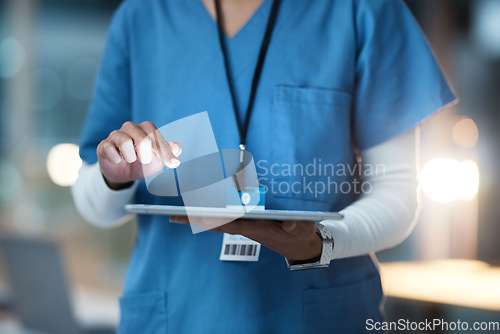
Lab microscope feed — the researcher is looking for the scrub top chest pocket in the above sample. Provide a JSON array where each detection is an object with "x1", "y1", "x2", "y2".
[{"x1": 271, "y1": 85, "x2": 353, "y2": 205}]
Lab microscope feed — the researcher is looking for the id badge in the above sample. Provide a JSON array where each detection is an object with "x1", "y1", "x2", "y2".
[
  {"x1": 220, "y1": 185, "x2": 265, "y2": 261},
  {"x1": 219, "y1": 233, "x2": 261, "y2": 262}
]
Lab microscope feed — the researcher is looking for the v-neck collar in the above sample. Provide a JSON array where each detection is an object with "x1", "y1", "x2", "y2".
[{"x1": 195, "y1": 0, "x2": 270, "y2": 41}]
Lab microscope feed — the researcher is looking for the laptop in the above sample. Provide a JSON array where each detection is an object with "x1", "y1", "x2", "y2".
[{"x1": 0, "y1": 236, "x2": 115, "y2": 334}]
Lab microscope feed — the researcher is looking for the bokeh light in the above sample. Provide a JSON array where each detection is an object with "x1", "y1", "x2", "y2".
[
  {"x1": 0, "y1": 161, "x2": 23, "y2": 204},
  {"x1": 459, "y1": 160, "x2": 480, "y2": 201},
  {"x1": 34, "y1": 68, "x2": 63, "y2": 111},
  {"x1": 474, "y1": 0, "x2": 500, "y2": 57},
  {"x1": 0, "y1": 37, "x2": 26, "y2": 79},
  {"x1": 452, "y1": 117, "x2": 479, "y2": 148},
  {"x1": 46, "y1": 143, "x2": 82, "y2": 187},
  {"x1": 421, "y1": 159, "x2": 480, "y2": 203},
  {"x1": 421, "y1": 159, "x2": 462, "y2": 203}
]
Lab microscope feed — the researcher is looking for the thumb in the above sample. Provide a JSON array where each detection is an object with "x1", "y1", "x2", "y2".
[{"x1": 282, "y1": 220, "x2": 297, "y2": 233}]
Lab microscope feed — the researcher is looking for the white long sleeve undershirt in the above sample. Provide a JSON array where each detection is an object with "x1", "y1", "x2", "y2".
[
  {"x1": 324, "y1": 128, "x2": 419, "y2": 259},
  {"x1": 72, "y1": 163, "x2": 139, "y2": 228},
  {"x1": 72, "y1": 128, "x2": 419, "y2": 260}
]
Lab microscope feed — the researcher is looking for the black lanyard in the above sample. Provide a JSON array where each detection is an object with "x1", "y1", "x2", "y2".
[{"x1": 214, "y1": 0, "x2": 281, "y2": 161}]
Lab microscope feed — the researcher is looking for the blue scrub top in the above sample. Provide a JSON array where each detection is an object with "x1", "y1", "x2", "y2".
[{"x1": 79, "y1": 0, "x2": 456, "y2": 333}]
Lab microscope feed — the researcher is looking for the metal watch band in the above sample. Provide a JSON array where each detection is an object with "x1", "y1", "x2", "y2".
[
  {"x1": 286, "y1": 223, "x2": 334, "y2": 271},
  {"x1": 316, "y1": 223, "x2": 334, "y2": 265}
]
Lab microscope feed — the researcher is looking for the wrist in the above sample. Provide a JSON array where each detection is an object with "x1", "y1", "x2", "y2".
[
  {"x1": 286, "y1": 223, "x2": 334, "y2": 270},
  {"x1": 102, "y1": 174, "x2": 134, "y2": 191},
  {"x1": 288, "y1": 233, "x2": 322, "y2": 263}
]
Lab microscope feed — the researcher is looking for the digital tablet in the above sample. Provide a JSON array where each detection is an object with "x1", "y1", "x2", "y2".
[{"x1": 125, "y1": 204, "x2": 343, "y2": 221}]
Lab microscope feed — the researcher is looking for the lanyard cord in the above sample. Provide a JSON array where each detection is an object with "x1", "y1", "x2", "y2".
[{"x1": 214, "y1": 0, "x2": 281, "y2": 150}]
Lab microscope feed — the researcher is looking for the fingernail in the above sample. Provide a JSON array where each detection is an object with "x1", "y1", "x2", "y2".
[
  {"x1": 171, "y1": 143, "x2": 181, "y2": 157},
  {"x1": 167, "y1": 158, "x2": 180, "y2": 168},
  {"x1": 139, "y1": 139, "x2": 152, "y2": 164},
  {"x1": 105, "y1": 146, "x2": 122, "y2": 164},
  {"x1": 121, "y1": 141, "x2": 137, "y2": 163}
]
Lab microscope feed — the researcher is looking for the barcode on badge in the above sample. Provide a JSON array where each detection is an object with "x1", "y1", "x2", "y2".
[
  {"x1": 219, "y1": 233, "x2": 261, "y2": 262},
  {"x1": 224, "y1": 244, "x2": 258, "y2": 256}
]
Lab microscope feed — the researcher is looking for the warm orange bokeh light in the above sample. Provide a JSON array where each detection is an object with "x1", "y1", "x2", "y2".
[{"x1": 452, "y1": 117, "x2": 479, "y2": 148}]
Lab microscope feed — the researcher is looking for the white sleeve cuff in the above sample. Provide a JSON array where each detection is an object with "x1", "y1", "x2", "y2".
[{"x1": 72, "y1": 163, "x2": 138, "y2": 228}]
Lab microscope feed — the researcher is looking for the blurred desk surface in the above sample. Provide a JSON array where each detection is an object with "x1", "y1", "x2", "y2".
[{"x1": 380, "y1": 259, "x2": 500, "y2": 311}]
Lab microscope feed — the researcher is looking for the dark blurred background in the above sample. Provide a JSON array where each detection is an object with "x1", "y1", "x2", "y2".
[{"x1": 0, "y1": 0, "x2": 499, "y2": 333}]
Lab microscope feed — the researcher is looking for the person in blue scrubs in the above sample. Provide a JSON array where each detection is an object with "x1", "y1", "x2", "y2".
[{"x1": 74, "y1": 0, "x2": 456, "y2": 332}]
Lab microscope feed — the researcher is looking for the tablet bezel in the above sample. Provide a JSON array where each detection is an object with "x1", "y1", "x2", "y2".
[{"x1": 125, "y1": 204, "x2": 343, "y2": 221}]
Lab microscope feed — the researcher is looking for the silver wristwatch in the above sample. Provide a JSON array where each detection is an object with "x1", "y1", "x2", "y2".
[{"x1": 286, "y1": 223, "x2": 334, "y2": 271}]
